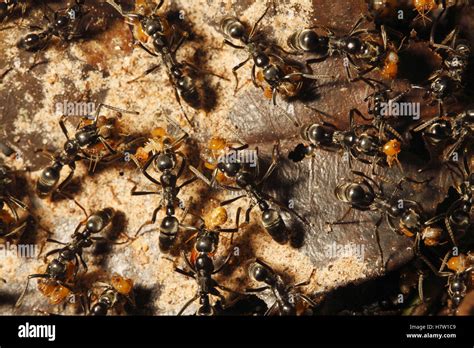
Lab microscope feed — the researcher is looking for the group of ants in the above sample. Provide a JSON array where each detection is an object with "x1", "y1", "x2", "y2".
[{"x1": 0, "y1": 0, "x2": 473, "y2": 315}]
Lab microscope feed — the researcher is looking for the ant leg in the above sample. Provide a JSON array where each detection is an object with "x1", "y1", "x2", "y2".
[
  {"x1": 348, "y1": 15, "x2": 367, "y2": 36},
  {"x1": 231, "y1": 56, "x2": 251, "y2": 94},
  {"x1": 213, "y1": 250, "x2": 233, "y2": 274},
  {"x1": 249, "y1": 1, "x2": 273, "y2": 39},
  {"x1": 183, "y1": 60, "x2": 229, "y2": 81},
  {"x1": 177, "y1": 177, "x2": 197, "y2": 190},
  {"x1": 292, "y1": 269, "x2": 316, "y2": 288},
  {"x1": 350, "y1": 108, "x2": 371, "y2": 125},
  {"x1": 59, "y1": 116, "x2": 71, "y2": 140},
  {"x1": 176, "y1": 156, "x2": 186, "y2": 179},
  {"x1": 128, "y1": 64, "x2": 161, "y2": 84},
  {"x1": 15, "y1": 274, "x2": 49, "y2": 307},
  {"x1": 177, "y1": 293, "x2": 199, "y2": 316},
  {"x1": 444, "y1": 215, "x2": 457, "y2": 247},
  {"x1": 244, "y1": 203, "x2": 256, "y2": 225},
  {"x1": 140, "y1": 154, "x2": 162, "y2": 186},
  {"x1": 152, "y1": 0, "x2": 165, "y2": 13},
  {"x1": 220, "y1": 195, "x2": 246, "y2": 207},
  {"x1": 327, "y1": 207, "x2": 355, "y2": 225},
  {"x1": 418, "y1": 272, "x2": 425, "y2": 303},
  {"x1": 258, "y1": 142, "x2": 280, "y2": 185},
  {"x1": 95, "y1": 103, "x2": 139, "y2": 117},
  {"x1": 2, "y1": 220, "x2": 27, "y2": 238},
  {"x1": 188, "y1": 165, "x2": 213, "y2": 187},
  {"x1": 298, "y1": 293, "x2": 319, "y2": 308},
  {"x1": 223, "y1": 39, "x2": 245, "y2": 50},
  {"x1": 264, "y1": 301, "x2": 279, "y2": 316},
  {"x1": 251, "y1": 64, "x2": 260, "y2": 89},
  {"x1": 245, "y1": 286, "x2": 270, "y2": 293},
  {"x1": 375, "y1": 215, "x2": 384, "y2": 269}
]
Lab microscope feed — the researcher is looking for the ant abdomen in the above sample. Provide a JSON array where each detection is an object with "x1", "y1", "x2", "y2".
[
  {"x1": 220, "y1": 16, "x2": 245, "y2": 40},
  {"x1": 159, "y1": 216, "x2": 179, "y2": 251},
  {"x1": 36, "y1": 165, "x2": 61, "y2": 197},
  {"x1": 17, "y1": 33, "x2": 47, "y2": 52},
  {"x1": 86, "y1": 208, "x2": 114, "y2": 233},
  {"x1": 287, "y1": 29, "x2": 328, "y2": 54},
  {"x1": 261, "y1": 209, "x2": 288, "y2": 244}
]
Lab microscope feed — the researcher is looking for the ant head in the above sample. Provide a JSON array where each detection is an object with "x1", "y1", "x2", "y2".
[
  {"x1": 142, "y1": 17, "x2": 163, "y2": 36},
  {"x1": 217, "y1": 161, "x2": 240, "y2": 177},
  {"x1": 64, "y1": 140, "x2": 79, "y2": 155},
  {"x1": 455, "y1": 42, "x2": 471, "y2": 58},
  {"x1": 431, "y1": 76, "x2": 450, "y2": 97},
  {"x1": 400, "y1": 208, "x2": 421, "y2": 230},
  {"x1": 343, "y1": 37, "x2": 362, "y2": 54},
  {"x1": 55, "y1": 14, "x2": 70, "y2": 28},
  {"x1": 195, "y1": 232, "x2": 218, "y2": 254},
  {"x1": 254, "y1": 52, "x2": 270, "y2": 68},
  {"x1": 155, "y1": 152, "x2": 176, "y2": 171}
]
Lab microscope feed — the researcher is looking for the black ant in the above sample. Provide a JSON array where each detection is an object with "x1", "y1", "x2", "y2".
[
  {"x1": 0, "y1": 163, "x2": 29, "y2": 239},
  {"x1": 422, "y1": 153, "x2": 473, "y2": 247},
  {"x1": 174, "y1": 207, "x2": 242, "y2": 315},
  {"x1": 190, "y1": 142, "x2": 308, "y2": 245},
  {"x1": 107, "y1": 0, "x2": 209, "y2": 129},
  {"x1": 357, "y1": 77, "x2": 409, "y2": 142},
  {"x1": 287, "y1": 15, "x2": 402, "y2": 81},
  {"x1": 15, "y1": 208, "x2": 115, "y2": 307},
  {"x1": 289, "y1": 108, "x2": 402, "y2": 171},
  {"x1": 17, "y1": 0, "x2": 89, "y2": 52},
  {"x1": 412, "y1": 10, "x2": 471, "y2": 114},
  {"x1": 87, "y1": 273, "x2": 135, "y2": 315},
  {"x1": 330, "y1": 170, "x2": 432, "y2": 266},
  {"x1": 413, "y1": 108, "x2": 474, "y2": 164},
  {"x1": 36, "y1": 103, "x2": 138, "y2": 207},
  {"x1": 245, "y1": 258, "x2": 317, "y2": 315},
  {"x1": 439, "y1": 252, "x2": 473, "y2": 312},
  {"x1": 220, "y1": 3, "x2": 327, "y2": 105},
  {"x1": 420, "y1": 250, "x2": 473, "y2": 312},
  {"x1": 131, "y1": 127, "x2": 196, "y2": 252},
  {"x1": 0, "y1": 0, "x2": 26, "y2": 22}
]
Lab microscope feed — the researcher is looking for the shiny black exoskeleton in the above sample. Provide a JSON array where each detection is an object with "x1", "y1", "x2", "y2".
[
  {"x1": 132, "y1": 131, "x2": 196, "y2": 252},
  {"x1": 287, "y1": 16, "x2": 390, "y2": 80},
  {"x1": 37, "y1": 103, "x2": 136, "y2": 199},
  {"x1": 15, "y1": 208, "x2": 115, "y2": 307},
  {"x1": 334, "y1": 170, "x2": 426, "y2": 235},
  {"x1": 17, "y1": 0, "x2": 88, "y2": 52},
  {"x1": 290, "y1": 109, "x2": 392, "y2": 169},
  {"x1": 191, "y1": 143, "x2": 296, "y2": 245},
  {"x1": 175, "y1": 215, "x2": 241, "y2": 315},
  {"x1": 107, "y1": 0, "x2": 198, "y2": 127},
  {"x1": 245, "y1": 259, "x2": 317, "y2": 316},
  {"x1": 220, "y1": 5, "x2": 320, "y2": 104},
  {"x1": 0, "y1": 163, "x2": 28, "y2": 238},
  {"x1": 413, "y1": 11, "x2": 471, "y2": 111},
  {"x1": 414, "y1": 109, "x2": 474, "y2": 162}
]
